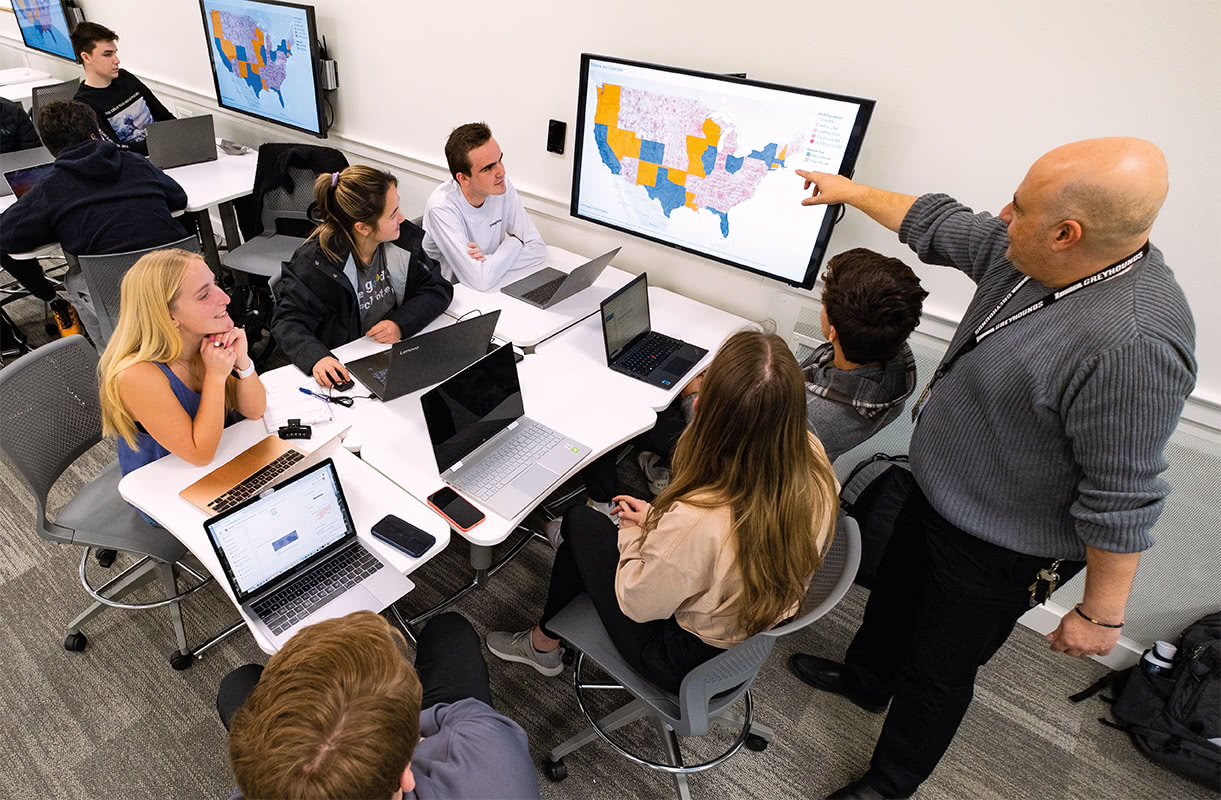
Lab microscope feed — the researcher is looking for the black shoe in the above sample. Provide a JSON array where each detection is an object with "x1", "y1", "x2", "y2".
[
  {"x1": 787, "y1": 653, "x2": 889, "y2": 713},
  {"x1": 826, "y1": 777, "x2": 910, "y2": 800}
]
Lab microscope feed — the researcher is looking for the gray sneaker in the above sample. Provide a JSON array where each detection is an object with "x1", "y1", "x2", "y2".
[
  {"x1": 545, "y1": 517, "x2": 564, "y2": 550},
  {"x1": 638, "y1": 450, "x2": 672, "y2": 495},
  {"x1": 487, "y1": 629, "x2": 564, "y2": 677}
]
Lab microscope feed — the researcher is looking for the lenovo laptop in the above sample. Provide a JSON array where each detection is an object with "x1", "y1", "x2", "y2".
[
  {"x1": 599, "y1": 272, "x2": 707, "y2": 388},
  {"x1": 501, "y1": 247, "x2": 620, "y2": 309},
  {"x1": 347, "y1": 310, "x2": 501, "y2": 401},
  {"x1": 0, "y1": 146, "x2": 52, "y2": 197},
  {"x1": 203, "y1": 458, "x2": 414, "y2": 647},
  {"x1": 179, "y1": 427, "x2": 349, "y2": 514},
  {"x1": 421, "y1": 343, "x2": 589, "y2": 519},
  {"x1": 146, "y1": 115, "x2": 218, "y2": 170}
]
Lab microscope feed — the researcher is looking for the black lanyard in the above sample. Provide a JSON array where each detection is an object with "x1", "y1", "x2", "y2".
[{"x1": 912, "y1": 243, "x2": 1149, "y2": 422}]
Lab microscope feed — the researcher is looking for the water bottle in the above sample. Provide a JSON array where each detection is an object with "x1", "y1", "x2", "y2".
[{"x1": 1141, "y1": 640, "x2": 1177, "y2": 676}]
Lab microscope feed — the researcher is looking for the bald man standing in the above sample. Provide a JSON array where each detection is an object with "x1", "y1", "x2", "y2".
[{"x1": 788, "y1": 139, "x2": 1196, "y2": 800}]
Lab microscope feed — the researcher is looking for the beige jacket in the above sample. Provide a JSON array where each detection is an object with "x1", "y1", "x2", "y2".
[{"x1": 614, "y1": 437, "x2": 835, "y2": 649}]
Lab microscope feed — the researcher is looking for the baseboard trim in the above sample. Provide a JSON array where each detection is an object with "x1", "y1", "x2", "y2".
[{"x1": 1019, "y1": 603, "x2": 1142, "y2": 670}]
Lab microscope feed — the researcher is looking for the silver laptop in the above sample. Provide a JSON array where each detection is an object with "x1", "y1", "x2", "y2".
[
  {"x1": 347, "y1": 310, "x2": 501, "y2": 402},
  {"x1": 146, "y1": 115, "x2": 217, "y2": 170},
  {"x1": 0, "y1": 146, "x2": 52, "y2": 197},
  {"x1": 203, "y1": 458, "x2": 414, "y2": 649},
  {"x1": 421, "y1": 343, "x2": 589, "y2": 519},
  {"x1": 501, "y1": 247, "x2": 620, "y2": 309}
]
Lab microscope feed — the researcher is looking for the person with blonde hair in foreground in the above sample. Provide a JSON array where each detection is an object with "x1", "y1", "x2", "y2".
[
  {"x1": 220, "y1": 611, "x2": 539, "y2": 800},
  {"x1": 489, "y1": 329, "x2": 840, "y2": 692},
  {"x1": 99, "y1": 248, "x2": 265, "y2": 483}
]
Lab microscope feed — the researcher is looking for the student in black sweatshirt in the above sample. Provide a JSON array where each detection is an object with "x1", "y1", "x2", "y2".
[
  {"x1": 70, "y1": 22, "x2": 173, "y2": 156},
  {"x1": 0, "y1": 101, "x2": 189, "y2": 341},
  {"x1": 0, "y1": 97, "x2": 41, "y2": 153}
]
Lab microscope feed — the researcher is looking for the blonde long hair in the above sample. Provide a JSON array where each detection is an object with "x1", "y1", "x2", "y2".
[
  {"x1": 98, "y1": 249, "x2": 232, "y2": 448},
  {"x1": 643, "y1": 329, "x2": 840, "y2": 636}
]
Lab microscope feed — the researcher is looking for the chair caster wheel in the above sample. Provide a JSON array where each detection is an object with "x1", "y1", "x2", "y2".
[
  {"x1": 64, "y1": 632, "x2": 87, "y2": 652},
  {"x1": 561, "y1": 649, "x2": 575, "y2": 667},
  {"x1": 170, "y1": 651, "x2": 194, "y2": 670},
  {"x1": 745, "y1": 733, "x2": 769, "y2": 752},
  {"x1": 96, "y1": 549, "x2": 117, "y2": 568},
  {"x1": 542, "y1": 756, "x2": 568, "y2": 782},
  {"x1": 44, "y1": 322, "x2": 57, "y2": 337}
]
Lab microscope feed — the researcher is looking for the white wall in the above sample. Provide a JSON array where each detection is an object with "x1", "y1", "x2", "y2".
[{"x1": 2, "y1": 0, "x2": 1218, "y2": 419}]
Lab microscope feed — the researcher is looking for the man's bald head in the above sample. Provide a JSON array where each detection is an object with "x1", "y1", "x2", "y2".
[{"x1": 1032, "y1": 137, "x2": 1168, "y2": 256}]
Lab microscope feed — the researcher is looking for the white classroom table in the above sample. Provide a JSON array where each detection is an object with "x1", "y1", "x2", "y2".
[
  {"x1": 117, "y1": 403, "x2": 451, "y2": 657},
  {"x1": 357, "y1": 346, "x2": 656, "y2": 555},
  {"x1": 0, "y1": 76, "x2": 60, "y2": 108},
  {"x1": 445, "y1": 245, "x2": 634, "y2": 350},
  {"x1": 533, "y1": 285, "x2": 756, "y2": 412},
  {"x1": 0, "y1": 67, "x2": 50, "y2": 86}
]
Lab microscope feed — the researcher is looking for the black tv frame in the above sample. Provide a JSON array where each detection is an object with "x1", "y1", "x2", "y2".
[
  {"x1": 197, "y1": 0, "x2": 328, "y2": 138},
  {"x1": 13, "y1": 0, "x2": 79, "y2": 63},
  {"x1": 571, "y1": 53, "x2": 874, "y2": 290}
]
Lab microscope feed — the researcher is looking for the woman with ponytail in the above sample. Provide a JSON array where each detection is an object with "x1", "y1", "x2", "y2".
[
  {"x1": 271, "y1": 166, "x2": 452, "y2": 387},
  {"x1": 488, "y1": 329, "x2": 840, "y2": 692}
]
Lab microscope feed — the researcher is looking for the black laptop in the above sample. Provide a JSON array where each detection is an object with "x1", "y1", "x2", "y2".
[
  {"x1": 599, "y1": 272, "x2": 707, "y2": 388},
  {"x1": 146, "y1": 115, "x2": 218, "y2": 169},
  {"x1": 347, "y1": 310, "x2": 501, "y2": 401}
]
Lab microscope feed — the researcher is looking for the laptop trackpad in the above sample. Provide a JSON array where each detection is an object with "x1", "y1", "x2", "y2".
[
  {"x1": 294, "y1": 586, "x2": 377, "y2": 632},
  {"x1": 508, "y1": 465, "x2": 558, "y2": 499},
  {"x1": 661, "y1": 355, "x2": 695, "y2": 379}
]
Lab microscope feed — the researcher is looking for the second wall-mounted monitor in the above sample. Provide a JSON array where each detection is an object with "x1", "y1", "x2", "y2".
[
  {"x1": 572, "y1": 54, "x2": 874, "y2": 290},
  {"x1": 199, "y1": 0, "x2": 328, "y2": 136},
  {"x1": 13, "y1": 0, "x2": 78, "y2": 63}
]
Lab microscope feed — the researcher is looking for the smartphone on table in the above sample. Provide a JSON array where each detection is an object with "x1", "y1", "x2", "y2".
[
  {"x1": 426, "y1": 486, "x2": 486, "y2": 531},
  {"x1": 371, "y1": 514, "x2": 438, "y2": 557}
]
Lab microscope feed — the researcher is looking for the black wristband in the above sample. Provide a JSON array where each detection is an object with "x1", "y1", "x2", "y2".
[{"x1": 1074, "y1": 604, "x2": 1124, "y2": 629}]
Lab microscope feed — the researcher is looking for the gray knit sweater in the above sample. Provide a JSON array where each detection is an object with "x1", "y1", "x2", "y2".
[{"x1": 900, "y1": 194, "x2": 1196, "y2": 559}]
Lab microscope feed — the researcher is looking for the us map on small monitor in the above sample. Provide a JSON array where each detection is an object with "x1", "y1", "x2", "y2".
[
  {"x1": 199, "y1": 0, "x2": 326, "y2": 136},
  {"x1": 572, "y1": 55, "x2": 874, "y2": 289},
  {"x1": 13, "y1": 0, "x2": 76, "y2": 62}
]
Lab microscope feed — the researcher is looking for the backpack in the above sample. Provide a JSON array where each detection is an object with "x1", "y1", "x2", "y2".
[
  {"x1": 1070, "y1": 612, "x2": 1221, "y2": 790},
  {"x1": 839, "y1": 453, "x2": 916, "y2": 589}
]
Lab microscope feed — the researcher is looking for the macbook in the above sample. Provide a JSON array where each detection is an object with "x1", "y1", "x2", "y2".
[
  {"x1": 501, "y1": 247, "x2": 620, "y2": 308},
  {"x1": 0, "y1": 145, "x2": 52, "y2": 197},
  {"x1": 146, "y1": 115, "x2": 218, "y2": 170},
  {"x1": 347, "y1": 310, "x2": 501, "y2": 401},
  {"x1": 203, "y1": 458, "x2": 414, "y2": 648},
  {"x1": 600, "y1": 272, "x2": 707, "y2": 388},
  {"x1": 179, "y1": 427, "x2": 348, "y2": 514},
  {"x1": 3, "y1": 161, "x2": 55, "y2": 199},
  {"x1": 421, "y1": 343, "x2": 589, "y2": 519}
]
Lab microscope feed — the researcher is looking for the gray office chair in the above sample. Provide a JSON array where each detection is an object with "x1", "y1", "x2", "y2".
[
  {"x1": 543, "y1": 515, "x2": 862, "y2": 799},
  {"x1": 73, "y1": 233, "x2": 201, "y2": 348},
  {"x1": 0, "y1": 335, "x2": 213, "y2": 669},
  {"x1": 223, "y1": 165, "x2": 324, "y2": 294},
  {"x1": 30, "y1": 78, "x2": 80, "y2": 138}
]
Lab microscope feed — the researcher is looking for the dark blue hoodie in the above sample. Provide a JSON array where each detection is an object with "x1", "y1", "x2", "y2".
[{"x1": 0, "y1": 138, "x2": 188, "y2": 256}]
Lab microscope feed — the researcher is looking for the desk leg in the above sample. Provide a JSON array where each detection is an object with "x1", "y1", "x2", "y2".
[
  {"x1": 195, "y1": 211, "x2": 223, "y2": 274},
  {"x1": 189, "y1": 619, "x2": 245, "y2": 661},
  {"x1": 404, "y1": 527, "x2": 540, "y2": 628},
  {"x1": 219, "y1": 201, "x2": 243, "y2": 255}
]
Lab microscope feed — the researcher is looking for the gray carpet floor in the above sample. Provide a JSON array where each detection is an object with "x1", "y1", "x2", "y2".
[{"x1": 0, "y1": 291, "x2": 1212, "y2": 800}]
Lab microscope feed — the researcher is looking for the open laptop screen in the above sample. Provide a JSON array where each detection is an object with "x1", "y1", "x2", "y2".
[
  {"x1": 421, "y1": 343, "x2": 524, "y2": 473},
  {"x1": 600, "y1": 272, "x2": 651, "y2": 361},
  {"x1": 204, "y1": 459, "x2": 355, "y2": 601},
  {"x1": 4, "y1": 163, "x2": 55, "y2": 198}
]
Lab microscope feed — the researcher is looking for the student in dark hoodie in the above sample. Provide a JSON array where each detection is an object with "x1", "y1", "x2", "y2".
[
  {"x1": 0, "y1": 97, "x2": 41, "y2": 153},
  {"x1": 0, "y1": 100, "x2": 188, "y2": 342},
  {"x1": 271, "y1": 165, "x2": 453, "y2": 388}
]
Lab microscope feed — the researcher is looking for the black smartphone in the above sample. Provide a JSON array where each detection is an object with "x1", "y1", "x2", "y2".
[
  {"x1": 370, "y1": 514, "x2": 437, "y2": 557},
  {"x1": 426, "y1": 486, "x2": 485, "y2": 531}
]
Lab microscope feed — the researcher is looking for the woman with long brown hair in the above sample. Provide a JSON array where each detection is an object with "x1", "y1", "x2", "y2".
[
  {"x1": 488, "y1": 329, "x2": 839, "y2": 692},
  {"x1": 270, "y1": 165, "x2": 453, "y2": 388}
]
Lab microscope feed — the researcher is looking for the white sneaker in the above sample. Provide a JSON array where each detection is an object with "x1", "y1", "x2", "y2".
[
  {"x1": 487, "y1": 629, "x2": 564, "y2": 677},
  {"x1": 638, "y1": 450, "x2": 672, "y2": 495},
  {"x1": 544, "y1": 517, "x2": 564, "y2": 550}
]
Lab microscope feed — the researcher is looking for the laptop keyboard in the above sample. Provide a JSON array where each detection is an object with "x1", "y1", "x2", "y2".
[
  {"x1": 208, "y1": 450, "x2": 306, "y2": 512},
  {"x1": 522, "y1": 275, "x2": 566, "y2": 305},
  {"x1": 251, "y1": 544, "x2": 382, "y2": 635},
  {"x1": 619, "y1": 333, "x2": 682, "y2": 376},
  {"x1": 454, "y1": 421, "x2": 564, "y2": 500}
]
